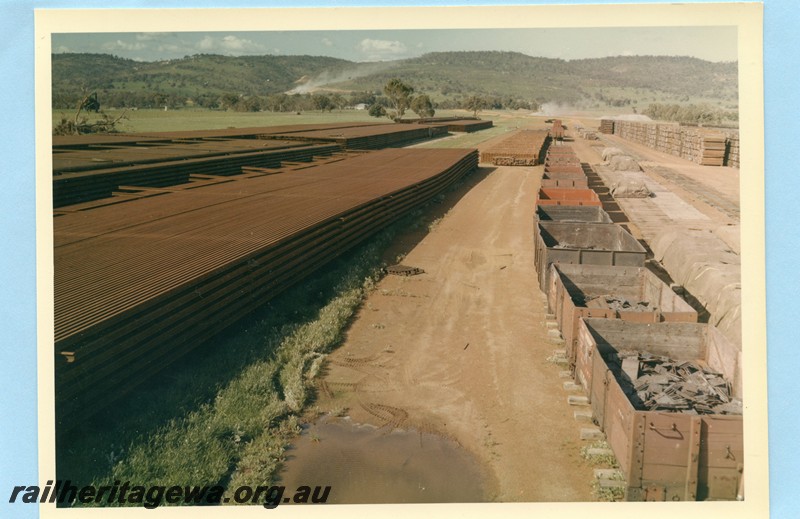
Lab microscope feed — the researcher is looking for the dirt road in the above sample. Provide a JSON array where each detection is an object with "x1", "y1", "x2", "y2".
[{"x1": 312, "y1": 161, "x2": 595, "y2": 502}]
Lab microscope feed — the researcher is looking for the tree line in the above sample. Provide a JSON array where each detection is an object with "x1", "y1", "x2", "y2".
[
  {"x1": 642, "y1": 103, "x2": 739, "y2": 126},
  {"x1": 52, "y1": 79, "x2": 539, "y2": 117}
]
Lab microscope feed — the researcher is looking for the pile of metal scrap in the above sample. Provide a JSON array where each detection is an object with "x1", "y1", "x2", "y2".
[
  {"x1": 552, "y1": 243, "x2": 597, "y2": 250},
  {"x1": 615, "y1": 352, "x2": 742, "y2": 415},
  {"x1": 386, "y1": 264, "x2": 425, "y2": 276},
  {"x1": 584, "y1": 295, "x2": 652, "y2": 312}
]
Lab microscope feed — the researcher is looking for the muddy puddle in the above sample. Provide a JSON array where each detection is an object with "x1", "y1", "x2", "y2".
[{"x1": 277, "y1": 417, "x2": 492, "y2": 504}]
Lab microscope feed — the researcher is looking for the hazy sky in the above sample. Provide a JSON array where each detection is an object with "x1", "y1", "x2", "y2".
[{"x1": 53, "y1": 26, "x2": 738, "y2": 63}]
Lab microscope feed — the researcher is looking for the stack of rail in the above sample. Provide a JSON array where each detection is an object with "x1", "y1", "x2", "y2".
[
  {"x1": 398, "y1": 117, "x2": 494, "y2": 132},
  {"x1": 440, "y1": 120, "x2": 494, "y2": 132},
  {"x1": 53, "y1": 139, "x2": 341, "y2": 207},
  {"x1": 54, "y1": 147, "x2": 478, "y2": 421},
  {"x1": 127, "y1": 122, "x2": 387, "y2": 141},
  {"x1": 52, "y1": 121, "x2": 494, "y2": 208},
  {"x1": 610, "y1": 120, "x2": 738, "y2": 167},
  {"x1": 480, "y1": 129, "x2": 550, "y2": 166},
  {"x1": 599, "y1": 119, "x2": 615, "y2": 134},
  {"x1": 262, "y1": 123, "x2": 450, "y2": 150}
]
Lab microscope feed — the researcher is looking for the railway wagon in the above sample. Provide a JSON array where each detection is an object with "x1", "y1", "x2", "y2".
[
  {"x1": 547, "y1": 264, "x2": 697, "y2": 366},
  {"x1": 575, "y1": 318, "x2": 743, "y2": 501}
]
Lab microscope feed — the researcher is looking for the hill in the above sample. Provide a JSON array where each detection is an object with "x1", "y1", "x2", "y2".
[
  {"x1": 52, "y1": 53, "x2": 354, "y2": 109},
  {"x1": 51, "y1": 51, "x2": 737, "y2": 112},
  {"x1": 328, "y1": 52, "x2": 737, "y2": 107}
]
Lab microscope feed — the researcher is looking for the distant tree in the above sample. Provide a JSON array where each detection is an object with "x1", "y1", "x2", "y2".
[
  {"x1": 464, "y1": 95, "x2": 487, "y2": 117},
  {"x1": 239, "y1": 95, "x2": 262, "y2": 112},
  {"x1": 383, "y1": 78, "x2": 414, "y2": 120},
  {"x1": 329, "y1": 93, "x2": 346, "y2": 110},
  {"x1": 312, "y1": 94, "x2": 333, "y2": 112},
  {"x1": 349, "y1": 91, "x2": 377, "y2": 106},
  {"x1": 642, "y1": 102, "x2": 736, "y2": 126},
  {"x1": 266, "y1": 93, "x2": 289, "y2": 112},
  {"x1": 296, "y1": 94, "x2": 315, "y2": 112},
  {"x1": 410, "y1": 95, "x2": 435, "y2": 118},
  {"x1": 220, "y1": 92, "x2": 240, "y2": 111},
  {"x1": 368, "y1": 104, "x2": 387, "y2": 119}
]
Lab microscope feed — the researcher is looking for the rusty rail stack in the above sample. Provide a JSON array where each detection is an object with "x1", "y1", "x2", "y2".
[
  {"x1": 398, "y1": 117, "x2": 494, "y2": 132},
  {"x1": 261, "y1": 123, "x2": 450, "y2": 150},
  {"x1": 124, "y1": 122, "x2": 388, "y2": 141},
  {"x1": 54, "y1": 147, "x2": 478, "y2": 421},
  {"x1": 441, "y1": 120, "x2": 494, "y2": 132},
  {"x1": 52, "y1": 121, "x2": 495, "y2": 208},
  {"x1": 480, "y1": 129, "x2": 550, "y2": 165},
  {"x1": 53, "y1": 141, "x2": 341, "y2": 207}
]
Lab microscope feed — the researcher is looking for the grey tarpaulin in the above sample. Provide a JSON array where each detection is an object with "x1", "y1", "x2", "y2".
[{"x1": 651, "y1": 228, "x2": 742, "y2": 347}]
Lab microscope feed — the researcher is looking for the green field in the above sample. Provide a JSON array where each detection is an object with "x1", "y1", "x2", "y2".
[
  {"x1": 52, "y1": 108, "x2": 382, "y2": 134},
  {"x1": 51, "y1": 107, "x2": 573, "y2": 138},
  {"x1": 52, "y1": 107, "x2": 533, "y2": 135}
]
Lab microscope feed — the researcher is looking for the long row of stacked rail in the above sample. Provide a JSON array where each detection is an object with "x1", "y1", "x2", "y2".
[
  {"x1": 532, "y1": 137, "x2": 743, "y2": 501},
  {"x1": 52, "y1": 121, "x2": 488, "y2": 425}
]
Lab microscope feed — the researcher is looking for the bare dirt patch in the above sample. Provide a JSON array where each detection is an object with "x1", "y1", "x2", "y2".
[{"x1": 307, "y1": 164, "x2": 595, "y2": 502}]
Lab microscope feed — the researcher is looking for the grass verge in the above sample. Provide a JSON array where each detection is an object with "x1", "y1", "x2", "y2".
[{"x1": 581, "y1": 440, "x2": 625, "y2": 502}]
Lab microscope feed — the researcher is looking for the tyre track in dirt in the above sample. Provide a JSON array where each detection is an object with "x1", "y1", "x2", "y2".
[{"x1": 314, "y1": 162, "x2": 595, "y2": 501}]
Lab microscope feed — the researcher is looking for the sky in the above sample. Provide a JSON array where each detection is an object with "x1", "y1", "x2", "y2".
[{"x1": 52, "y1": 26, "x2": 738, "y2": 63}]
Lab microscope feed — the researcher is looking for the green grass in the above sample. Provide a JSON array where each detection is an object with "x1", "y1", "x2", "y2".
[
  {"x1": 51, "y1": 108, "x2": 481, "y2": 134},
  {"x1": 592, "y1": 474, "x2": 626, "y2": 502},
  {"x1": 51, "y1": 108, "x2": 384, "y2": 134},
  {"x1": 51, "y1": 107, "x2": 550, "y2": 136},
  {"x1": 415, "y1": 110, "x2": 554, "y2": 149},
  {"x1": 57, "y1": 232, "x2": 387, "y2": 501},
  {"x1": 580, "y1": 440, "x2": 619, "y2": 467},
  {"x1": 580, "y1": 440, "x2": 625, "y2": 502}
]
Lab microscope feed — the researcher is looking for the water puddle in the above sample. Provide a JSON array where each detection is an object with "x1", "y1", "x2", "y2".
[{"x1": 277, "y1": 417, "x2": 491, "y2": 504}]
